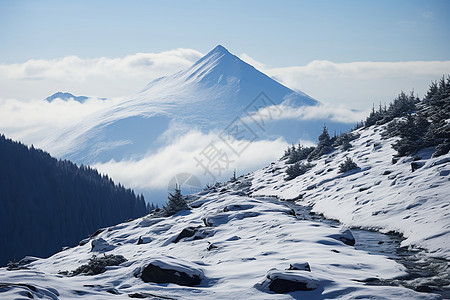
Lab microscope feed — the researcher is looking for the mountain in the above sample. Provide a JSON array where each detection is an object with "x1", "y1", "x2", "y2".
[
  {"x1": 0, "y1": 134, "x2": 149, "y2": 266},
  {"x1": 0, "y1": 113, "x2": 448, "y2": 298},
  {"x1": 40, "y1": 45, "x2": 323, "y2": 165},
  {"x1": 45, "y1": 92, "x2": 89, "y2": 103}
]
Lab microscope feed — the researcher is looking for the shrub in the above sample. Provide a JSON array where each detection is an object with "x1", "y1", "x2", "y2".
[
  {"x1": 286, "y1": 144, "x2": 315, "y2": 164},
  {"x1": 333, "y1": 132, "x2": 359, "y2": 151},
  {"x1": 338, "y1": 157, "x2": 358, "y2": 173},
  {"x1": 69, "y1": 254, "x2": 127, "y2": 276},
  {"x1": 285, "y1": 162, "x2": 314, "y2": 180}
]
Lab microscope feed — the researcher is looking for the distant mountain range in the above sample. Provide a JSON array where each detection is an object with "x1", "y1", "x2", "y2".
[{"x1": 45, "y1": 92, "x2": 107, "y2": 103}]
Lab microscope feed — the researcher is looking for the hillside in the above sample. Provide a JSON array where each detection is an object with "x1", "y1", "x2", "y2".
[
  {"x1": 0, "y1": 135, "x2": 149, "y2": 266},
  {"x1": 0, "y1": 81, "x2": 448, "y2": 298}
]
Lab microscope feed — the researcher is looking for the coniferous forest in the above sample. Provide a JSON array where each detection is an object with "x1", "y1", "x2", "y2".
[{"x1": 0, "y1": 135, "x2": 150, "y2": 266}]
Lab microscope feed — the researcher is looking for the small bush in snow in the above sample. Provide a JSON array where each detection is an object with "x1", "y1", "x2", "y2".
[
  {"x1": 333, "y1": 132, "x2": 359, "y2": 151},
  {"x1": 70, "y1": 254, "x2": 127, "y2": 276},
  {"x1": 338, "y1": 157, "x2": 358, "y2": 173},
  {"x1": 285, "y1": 144, "x2": 315, "y2": 164},
  {"x1": 285, "y1": 162, "x2": 314, "y2": 180}
]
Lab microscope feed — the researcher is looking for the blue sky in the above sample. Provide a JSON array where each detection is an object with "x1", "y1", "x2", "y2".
[{"x1": 1, "y1": 0, "x2": 449, "y2": 66}]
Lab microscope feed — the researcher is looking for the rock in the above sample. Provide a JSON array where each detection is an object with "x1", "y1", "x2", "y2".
[
  {"x1": 173, "y1": 226, "x2": 208, "y2": 243},
  {"x1": 207, "y1": 242, "x2": 218, "y2": 251},
  {"x1": 256, "y1": 269, "x2": 319, "y2": 294},
  {"x1": 137, "y1": 236, "x2": 152, "y2": 245},
  {"x1": 106, "y1": 288, "x2": 119, "y2": 294},
  {"x1": 415, "y1": 285, "x2": 433, "y2": 293},
  {"x1": 269, "y1": 278, "x2": 314, "y2": 293},
  {"x1": 287, "y1": 262, "x2": 311, "y2": 272},
  {"x1": 328, "y1": 228, "x2": 355, "y2": 246},
  {"x1": 78, "y1": 238, "x2": 89, "y2": 246},
  {"x1": 411, "y1": 162, "x2": 424, "y2": 172},
  {"x1": 140, "y1": 258, "x2": 204, "y2": 286},
  {"x1": 129, "y1": 293, "x2": 147, "y2": 298},
  {"x1": 339, "y1": 228, "x2": 356, "y2": 246},
  {"x1": 89, "y1": 228, "x2": 105, "y2": 238},
  {"x1": 173, "y1": 227, "x2": 197, "y2": 243},
  {"x1": 91, "y1": 238, "x2": 114, "y2": 252}
]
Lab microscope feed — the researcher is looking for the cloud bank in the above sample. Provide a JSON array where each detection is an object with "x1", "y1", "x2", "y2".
[
  {"x1": 92, "y1": 130, "x2": 290, "y2": 190},
  {"x1": 0, "y1": 49, "x2": 203, "y2": 100},
  {"x1": 1, "y1": 48, "x2": 448, "y2": 109},
  {"x1": 258, "y1": 59, "x2": 450, "y2": 109}
]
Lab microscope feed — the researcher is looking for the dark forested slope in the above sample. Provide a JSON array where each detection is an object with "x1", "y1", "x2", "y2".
[{"x1": 0, "y1": 135, "x2": 149, "y2": 266}]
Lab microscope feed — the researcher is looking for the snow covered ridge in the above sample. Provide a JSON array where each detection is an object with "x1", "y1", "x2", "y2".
[
  {"x1": 252, "y1": 124, "x2": 450, "y2": 260},
  {"x1": 0, "y1": 185, "x2": 440, "y2": 299}
]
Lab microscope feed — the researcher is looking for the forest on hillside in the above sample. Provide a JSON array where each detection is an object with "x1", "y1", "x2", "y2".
[{"x1": 0, "y1": 135, "x2": 150, "y2": 266}]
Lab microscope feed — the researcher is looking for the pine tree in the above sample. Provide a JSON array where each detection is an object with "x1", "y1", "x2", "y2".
[
  {"x1": 308, "y1": 125, "x2": 332, "y2": 160},
  {"x1": 164, "y1": 184, "x2": 189, "y2": 216},
  {"x1": 230, "y1": 169, "x2": 237, "y2": 182}
]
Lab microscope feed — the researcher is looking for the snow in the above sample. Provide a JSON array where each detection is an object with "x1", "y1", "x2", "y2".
[
  {"x1": 1, "y1": 116, "x2": 447, "y2": 299},
  {"x1": 251, "y1": 125, "x2": 450, "y2": 260},
  {"x1": 0, "y1": 179, "x2": 441, "y2": 299}
]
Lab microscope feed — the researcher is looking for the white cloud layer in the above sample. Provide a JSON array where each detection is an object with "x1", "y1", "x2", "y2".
[
  {"x1": 244, "y1": 103, "x2": 369, "y2": 125},
  {"x1": 1, "y1": 48, "x2": 448, "y2": 110},
  {"x1": 92, "y1": 130, "x2": 289, "y2": 190},
  {"x1": 264, "y1": 60, "x2": 450, "y2": 109},
  {"x1": 0, "y1": 49, "x2": 203, "y2": 100}
]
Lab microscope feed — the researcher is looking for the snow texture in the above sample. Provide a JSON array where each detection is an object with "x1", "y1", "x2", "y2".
[
  {"x1": 0, "y1": 171, "x2": 442, "y2": 298},
  {"x1": 252, "y1": 125, "x2": 450, "y2": 260}
]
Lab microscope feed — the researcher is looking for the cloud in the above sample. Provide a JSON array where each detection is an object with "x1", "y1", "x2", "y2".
[
  {"x1": 268, "y1": 60, "x2": 450, "y2": 80},
  {"x1": 243, "y1": 103, "x2": 369, "y2": 125},
  {"x1": 0, "y1": 48, "x2": 203, "y2": 81},
  {"x1": 258, "y1": 60, "x2": 450, "y2": 109},
  {"x1": 92, "y1": 130, "x2": 289, "y2": 190},
  {"x1": 0, "y1": 49, "x2": 203, "y2": 100},
  {"x1": 0, "y1": 97, "x2": 113, "y2": 144}
]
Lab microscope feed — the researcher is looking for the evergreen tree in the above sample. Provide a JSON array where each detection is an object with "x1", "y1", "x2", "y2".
[
  {"x1": 308, "y1": 125, "x2": 332, "y2": 160},
  {"x1": 164, "y1": 184, "x2": 189, "y2": 216},
  {"x1": 230, "y1": 169, "x2": 237, "y2": 182}
]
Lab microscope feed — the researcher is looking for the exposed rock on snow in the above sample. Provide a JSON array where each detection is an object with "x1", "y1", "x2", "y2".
[
  {"x1": 256, "y1": 268, "x2": 320, "y2": 293},
  {"x1": 287, "y1": 262, "x2": 311, "y2": 272},
  {"x1": 139, "y1": 257, "x2": 204, "y2": 286},
  {"x1": 91, "y1": 238, "x2": 114, "y2": 252},
  {"x1": 328, "y1": 228, "x2": 356, "y2": 246}
]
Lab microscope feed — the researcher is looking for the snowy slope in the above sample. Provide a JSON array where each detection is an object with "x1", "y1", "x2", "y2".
[
  {"x1": 251, "y1": 125, "x2": 450, "y2": 260},
  {"x1": 0, "y1": 184, "x2": 438, "y2": 299}
]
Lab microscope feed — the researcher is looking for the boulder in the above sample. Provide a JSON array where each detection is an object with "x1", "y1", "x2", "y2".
[
  {"x1": 140, "y1": 257, "x2": 204, "y2": 286},
  {"x1": 287, "y1": 262, "x2": 311, "y2": 272},
  {"x1": 91, "y1": 238, "x2": 114, "y2": 252},
  {"x1": 256, "y1": 268, "x2": 320, "y2": 294},
  {"x1": 328, "y1": 228, "x2": 355, "y2": 246}
]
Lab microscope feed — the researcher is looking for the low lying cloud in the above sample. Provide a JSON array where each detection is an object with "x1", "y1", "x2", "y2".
[
  {"x1": 0, "y1": 97, "x2": 115, "y2": 148},
  {"x1": 244, "y1": 103, "x2": 369, "y2": 125},
  {"x1": 93, "y1": 130, "x2": 289, "y2": 190}
]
